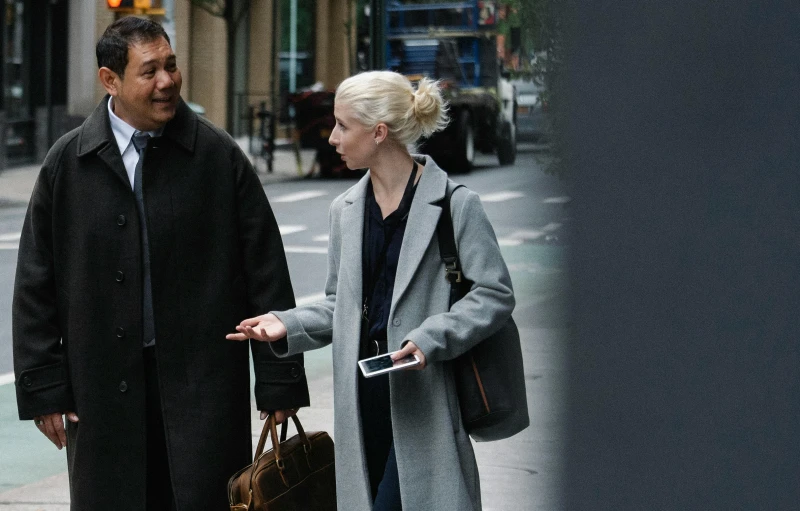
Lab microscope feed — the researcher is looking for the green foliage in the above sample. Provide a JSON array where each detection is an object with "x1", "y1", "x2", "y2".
[{"x1": 504, "y1": 0, "x2": 566, "y2": 177}]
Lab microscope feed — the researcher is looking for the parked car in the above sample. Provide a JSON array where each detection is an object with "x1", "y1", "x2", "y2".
[{"x1": 512, "y1": 79, "x2": 548, "y2": 143}]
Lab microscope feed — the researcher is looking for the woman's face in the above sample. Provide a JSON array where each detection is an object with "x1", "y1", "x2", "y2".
[{"x1": 329, "y1": 102, "x2": 376, "y2": 170}]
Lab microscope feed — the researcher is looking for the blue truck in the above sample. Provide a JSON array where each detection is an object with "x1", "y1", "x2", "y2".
[{"x1": 385, "y1": 1, "x2": 517, "y2": 171}]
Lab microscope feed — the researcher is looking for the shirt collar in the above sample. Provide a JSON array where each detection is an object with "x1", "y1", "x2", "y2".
[
  {"x1": 107, "y1": 97, "x2": 164, "y2": 154},
  {"x1": 367, "y1": 161, "x2": 419, "y2": 224}
]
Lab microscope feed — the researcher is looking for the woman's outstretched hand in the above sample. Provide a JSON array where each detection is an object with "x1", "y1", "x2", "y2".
[{"x1": 226, "y1": 313, "x2": 287, "y2": 342}]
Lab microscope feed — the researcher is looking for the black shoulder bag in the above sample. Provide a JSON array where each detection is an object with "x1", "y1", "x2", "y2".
[{"x1": 437, "y1": 184, "x2": 530, "y2": 442}]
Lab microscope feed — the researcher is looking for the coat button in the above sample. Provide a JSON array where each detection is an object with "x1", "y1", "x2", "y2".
[
  {"x1": 116, "y1": 327, "x2": 125, "y2": 339},
  {"x1": 22, "y1": 376, "x2": 32, "y2": 387},
  {"x1": 290, "y1": 367, "x2": 300, "y2": 378},
  {"x1": 116, "y1": 214, "x2": 126, "y2": 226},
  {"x1": 115, "y1": 271, "x2": 125, "y2": 283},
  {"x1": 119, "y1": 381, "x2": 128, "y2": 393},
  {"x1": 392, "y1": 318, "x2": 401, "y2": 327}
]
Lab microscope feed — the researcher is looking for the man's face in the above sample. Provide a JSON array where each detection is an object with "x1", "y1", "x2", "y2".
[
  {"x1": 111, "y1": 37, "x2": 182, "y2": 131},
  {"x1": 329, "y1": 102, "x2": 377, "y2": 170}
]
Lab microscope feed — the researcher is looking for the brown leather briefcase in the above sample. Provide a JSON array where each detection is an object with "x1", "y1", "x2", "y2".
[{"x1": 228, "y1": 414, "x2": 336, "y2": 510}]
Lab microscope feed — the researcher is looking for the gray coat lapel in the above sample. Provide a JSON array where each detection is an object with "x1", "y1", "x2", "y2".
[
  {"x1": 338, "y1": 174, "x2": 370, "y2": 301},
  {"x1": 391, "y1": 156, "x2": 449, "y2": 312}
]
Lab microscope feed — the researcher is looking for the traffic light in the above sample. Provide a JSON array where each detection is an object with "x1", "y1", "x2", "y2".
[
  {"x1": 107, "y1": 0, "x2": 163, "y2": 14},
  {"x1": 107, "y1": 0, "x2": 153, "y2": 9}
]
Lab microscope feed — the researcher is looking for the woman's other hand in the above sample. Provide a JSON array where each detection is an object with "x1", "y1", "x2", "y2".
[
  {"x1": 391, "y1": 341, "x2": 427, "y2": 370},
  {"x1": 226, "y1": 313, "x2": 287, "y2": 342}
]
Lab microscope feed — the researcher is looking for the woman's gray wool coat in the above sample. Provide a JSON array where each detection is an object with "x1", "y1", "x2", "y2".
[{"x1": 272, "y1": 156, "x2": 515, "y2": 511}]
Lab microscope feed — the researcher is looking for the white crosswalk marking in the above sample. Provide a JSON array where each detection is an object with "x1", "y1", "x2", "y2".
[
  {"x1": 0, "y1": 242, "x2": 19, "y2": 250},
  {"x1": 0, "y1": 372, "x2": 15, "y2": 386},
  {"x1": 496, "y1": 223, "x2": 562, "y2": 245},
  {"x1": 284, "y1": 245, "x2": 328, "y2": 254},
  {"x1": 479, "y1": 191, "x2": 525, "y2": 202},
  {"x1": 312, "y1": 234, "x2": 329, "y2": 242},
  {"x1": 0, "y1": 232, "x2": 21, "y2": 241},
  {"x1": 279, "y1": 225, "x2": 307, "y2": 236},
  {"x1": 543, "y1": 196, "x2": 571, "y2": 204},
  {"x1": 271, "y1": 190, "x2": 327, "y2": 203}
]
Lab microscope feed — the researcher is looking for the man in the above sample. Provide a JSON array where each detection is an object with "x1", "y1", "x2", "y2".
[{"x1": 12, "y1": 17, "x2": 308, "y2": 510}]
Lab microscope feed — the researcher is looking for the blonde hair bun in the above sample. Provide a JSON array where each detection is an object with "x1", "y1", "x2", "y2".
[
  {"x1": 413, "y1": 77, "x2": 449, "y2": 139},
  {"x1": 335, "y1": 71, "x2": 449, "y2": 146}
]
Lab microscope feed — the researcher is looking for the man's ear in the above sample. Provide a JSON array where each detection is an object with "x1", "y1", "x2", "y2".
[{"x1": 98, "y1": 67, "x2": 120, "y2": 96}]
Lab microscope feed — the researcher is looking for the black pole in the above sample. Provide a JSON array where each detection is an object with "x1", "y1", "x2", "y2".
[
  {"x1": 225, "y1": 2, "x2": 235, "y2": 133},
  {"x1": 269, "y1": 0, "x2": 278, "y2": 172},
  {"x1": 45, "y1": 0, "x2": 54, "y2": 148},
  {"x1": 368, "y1": 0, "x2": 385, "y2": 70}
]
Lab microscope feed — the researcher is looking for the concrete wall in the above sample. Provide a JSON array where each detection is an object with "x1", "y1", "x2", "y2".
[
  {"x1": 66, "y1": 1, "x2": 112, "y2": 117},
  {"x1": 174, "y1": 0, "x2": 193, "y2": 100},
  {"x1": 93, "y1": 6, "x2": 117, "y2": 108},
  {"x1": 315, "y1": 0, "x2": 353, "y2": 90},
  {"x1": 67, "y1": 2, "x2": 97, "y2": 117},
  {"x1": 248, "y1": 0, "x2": 275, "y2": 102},
  {"x1": 188, "y1": 7, "x2": 228, "y2": 128}
]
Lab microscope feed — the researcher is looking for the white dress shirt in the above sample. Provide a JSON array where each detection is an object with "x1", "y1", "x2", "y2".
[{"x1": 107, "y1": 97, "x2": 163, "y2": 190}]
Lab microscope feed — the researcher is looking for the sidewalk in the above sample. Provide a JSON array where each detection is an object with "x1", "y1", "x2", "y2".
[{"x1": 0, "y1": 138, "x2": 313, "y2": 207}]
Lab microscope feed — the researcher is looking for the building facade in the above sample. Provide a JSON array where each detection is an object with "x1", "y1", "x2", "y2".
[{"x1": 0, "y1": 0, "x2": 354, "y2": 169}]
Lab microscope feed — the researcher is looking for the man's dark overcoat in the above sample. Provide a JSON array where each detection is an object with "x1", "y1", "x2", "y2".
[{"x1": 12, "y1": 97, "x2": 310, "y2": 510}]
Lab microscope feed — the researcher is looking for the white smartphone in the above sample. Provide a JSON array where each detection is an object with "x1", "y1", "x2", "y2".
[{"x1": 358, "y1": 351, "x2": 420, "y2": 378}]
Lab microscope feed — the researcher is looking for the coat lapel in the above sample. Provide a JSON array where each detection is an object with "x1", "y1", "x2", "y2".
[
  {"x1": 338, "y1": 174, "x2": 370, "y2": 302},
  {"x1": 76, "y1": 96, "x2": 198, "y2": 190},
  {"x1": 77, "y1": 95, "x2": 130, "y2": 189},
  {"x1": 391, "y1": 156, "x2": 449, "y2": 312}
]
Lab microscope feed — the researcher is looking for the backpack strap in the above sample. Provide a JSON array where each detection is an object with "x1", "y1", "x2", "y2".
[{"x1": 437, "y1": 183, "x2": 467, "y2": 306}]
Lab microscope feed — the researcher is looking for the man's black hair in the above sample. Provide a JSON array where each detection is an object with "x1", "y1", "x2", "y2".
[{"x1": 96, "y1": 17, "x2": 171, "y2": 77}]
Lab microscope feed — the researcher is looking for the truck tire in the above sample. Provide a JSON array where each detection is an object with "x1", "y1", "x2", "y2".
[
  {"x1": 452, "y1": 110, "x2": 475, "y2": 172},
  {"x1": 497, "y1": 120, "x2": 517, "y2": 166}
]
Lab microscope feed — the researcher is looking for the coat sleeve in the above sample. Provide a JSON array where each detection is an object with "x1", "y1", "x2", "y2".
[
  {"x1": 270, "y1": 199, "x2": 341, "y2": 357},
  {"x1": 403, "y1": 188, "x2": 515, "y2": 363},
  {"x1": 13, "y1": 146, "x2": 75, "y2": 420},
  {"x1": 231, "y1": 146, "x2": 310, "y2": 411}
]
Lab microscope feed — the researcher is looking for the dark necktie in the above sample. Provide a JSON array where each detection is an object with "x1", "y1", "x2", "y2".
[{"x1": 132, "y1": 131, "x2": 155, "y2": 347}]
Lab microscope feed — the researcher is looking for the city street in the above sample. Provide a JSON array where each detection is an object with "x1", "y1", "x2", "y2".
[{"x1": 0, "y1": 144, "x2": 569, "y2": 510}]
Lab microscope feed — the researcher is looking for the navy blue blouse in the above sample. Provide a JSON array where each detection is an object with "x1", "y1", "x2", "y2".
[{"x1": 362, "y1": 166, "x2": 419, "y2": 351}]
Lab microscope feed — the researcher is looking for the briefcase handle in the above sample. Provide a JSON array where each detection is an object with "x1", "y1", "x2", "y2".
[
  {"x1": 254, "y1": 414, "x2": 312, "y2": 461},
  {"x1": 250, "y1": 414, "x2": 313, "y2": 491}
]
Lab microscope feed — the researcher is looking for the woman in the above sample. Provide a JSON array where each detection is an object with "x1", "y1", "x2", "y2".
[{"x1": 227, "y1": 71, "x2": 515, "y2": 510}]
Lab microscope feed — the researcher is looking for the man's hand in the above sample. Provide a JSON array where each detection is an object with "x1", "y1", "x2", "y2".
[
  {"x1": 391, "y1": 341, "x2": 427, "y2": 370},
  {"x1": 34, "y1": 411, "x2": 79, "y2": 450},
  {"x1": 260, "y1": 409, "x2": 297, "y2": 423},
  {"x1": 226, "y1": 313, "x2": 287, "y2": 342}
]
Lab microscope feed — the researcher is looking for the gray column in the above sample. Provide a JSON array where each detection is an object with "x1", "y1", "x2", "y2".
[{"x1": 67, "y1": 1, "x2": 98, "y2": 118}]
